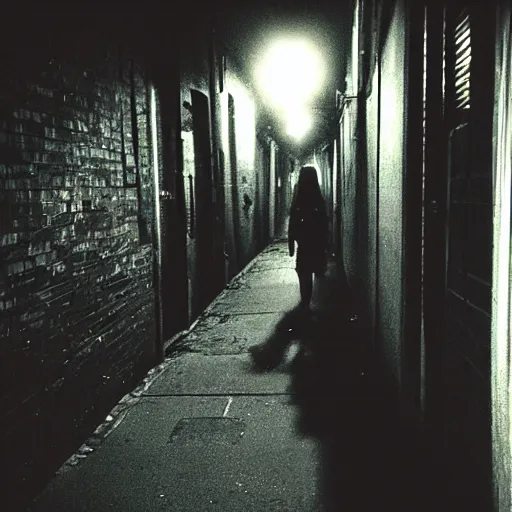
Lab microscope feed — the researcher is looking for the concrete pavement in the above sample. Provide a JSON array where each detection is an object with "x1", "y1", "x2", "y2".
[{"x1": 28, "y1": 242, "x2": 427, "y2": 512}]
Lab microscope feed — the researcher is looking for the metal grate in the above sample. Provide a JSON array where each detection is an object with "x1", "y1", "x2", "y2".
[{"x1": 453, "y1": 9, "x2": 471, "y2": 110}]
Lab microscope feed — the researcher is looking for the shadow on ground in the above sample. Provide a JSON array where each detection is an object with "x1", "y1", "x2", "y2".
[{"x1": 248, "y1": 261, "x2": 428, "y2": 512}]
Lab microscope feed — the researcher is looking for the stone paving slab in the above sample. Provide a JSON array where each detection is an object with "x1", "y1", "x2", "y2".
[
  {"x1": 29, "y1": 395, "x2": 320, "y2": 512},
  {"x1": 144, "y1": 350, "x2": 301, "y2": 396},
  {"x1": 231, "y1": 268, "x2": 298, "y2": 289},
  {"x1": 181, "y1": 312, "x2": 286, "y2": 356},
  {"x1": 209, "y1": 284, "x2": 300, "y2": 314}
]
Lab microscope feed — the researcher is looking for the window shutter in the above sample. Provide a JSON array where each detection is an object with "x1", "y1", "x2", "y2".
[{"x1": 452, "y1": 9, "x2": 471, "y2": 110}]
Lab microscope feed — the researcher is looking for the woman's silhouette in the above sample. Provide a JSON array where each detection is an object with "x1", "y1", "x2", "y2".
[{"x1": 288, "y1": 166, "x2": 328, "y2": 311}]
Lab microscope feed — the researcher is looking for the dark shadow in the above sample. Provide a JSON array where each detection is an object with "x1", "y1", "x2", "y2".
[
  {"x1": 248, "y1": 305, "x2": 307, "y2": 371},
  {"x1": 249, "y1": 259, "x2": 433, "y2": 511}
]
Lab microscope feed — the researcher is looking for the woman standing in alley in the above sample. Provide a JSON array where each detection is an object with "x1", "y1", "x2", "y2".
[{"x1": 288, "y1": 165, "x2": 328, "y2": 311}]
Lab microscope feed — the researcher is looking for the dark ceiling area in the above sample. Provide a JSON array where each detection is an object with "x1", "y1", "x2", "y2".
[
  {"x1": 214, "y1": 0, "x2": 354, "y2": 159},
  {"x1": 2, "y1": 1, "x2": 354, "y2": 160}
]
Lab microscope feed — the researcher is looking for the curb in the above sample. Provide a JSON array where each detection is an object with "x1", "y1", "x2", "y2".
[{"x1": 163, "y1": 242, "x2": 286, "y2": 355}]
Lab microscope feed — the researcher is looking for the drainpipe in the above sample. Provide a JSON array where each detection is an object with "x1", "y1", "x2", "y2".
[
  {"x1": 150, "y1": 85, "x2": 164, "y2": 363},
  {"x1": 374, "y1": 51, "x2": 381, "y2": 356},
  {"x1": 269, "y1": 140, "x2": 276, "y2": 240}
]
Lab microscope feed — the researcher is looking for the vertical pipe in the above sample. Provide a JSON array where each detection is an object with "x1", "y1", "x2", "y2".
[
  {"x1": 332, "y1": 137, "x2": 338, "y2": 258},
  {"x1": 150, "y1": 85, "x2": 164, "y2": 362},
  {"x1": 374, "y1": 45, "x2": 381, "y2": 356},
  {"x1": 269, "y1": 140, "x2": 276, "y2": 240},
  {"x1": 419, "y1": 5, "x2": 428, "y2": 419}
]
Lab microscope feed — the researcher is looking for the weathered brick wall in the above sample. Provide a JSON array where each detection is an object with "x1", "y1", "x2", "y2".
[{"x1": 0, "y1": 19, "x2": 157, "y2": 509}]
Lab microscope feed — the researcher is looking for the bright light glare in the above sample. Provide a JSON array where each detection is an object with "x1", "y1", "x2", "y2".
[
  {"x1": 257, "y1": 38, "x2": 324, "y2": 108},
  {"x1": 286, "y1": 108, "x2": 312, "y2": 140}
]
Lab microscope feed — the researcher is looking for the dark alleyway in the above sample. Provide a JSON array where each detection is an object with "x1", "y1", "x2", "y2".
[
  {"x1": 27, "y1": 243, "x2": 426, "y2": 512},
  {"x1": 2, "y1": 1, "x2": 512, "y2": 511}
]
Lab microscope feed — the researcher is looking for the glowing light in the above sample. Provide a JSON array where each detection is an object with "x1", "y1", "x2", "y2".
[
  {"x1": 256, "y1": 38, "x2": 324, "y2": 109},
  {"x1": 285, "y1": 108, "x2": 312, "y2": 140}
]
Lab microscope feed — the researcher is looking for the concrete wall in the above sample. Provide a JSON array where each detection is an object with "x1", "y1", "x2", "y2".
[
  {"x1": 376, "y1": 0, "x2": 406, "y2": 385},
  {"x1": 221, "y1": 57, "x2": 274, "y2": 275},
  {"x1": 275, "y1": 149, "x2": 296, "y2": 240},
  {"x1": 0, "y1": 16, "x2": 158, "y2": 509},
  {"x1": 315, "y1": 146, "x2": 334, "y2": 249},
  {"x1": 490, "y1": 4, "x2": 512, "y2": 511},
  {"x1": 339, "y1": 0, "x2": 407, "y2": 385},
  {"x1": 180, "y1": 24, "x2": 284, "y2": 295},
  {"x1": 224, "y1": 68, "x2": 258, "y2": 270},
  {"x1": 364, "y1": 67, "x2": 380, "y2": 342},
  {"x1": 255, "y1": 135, "x2": 273, "y2": 246},
  {"x1": 340, "y1": 100, "x2": 358, "y2": 285},
  {"x1": 339, "y1": 0, "x2": 512, "y2": 506}
]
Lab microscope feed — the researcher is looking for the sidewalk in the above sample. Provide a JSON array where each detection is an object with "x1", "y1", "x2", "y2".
[{"x1": 28, "y1": 242, "x2": 425, "y2": 512}]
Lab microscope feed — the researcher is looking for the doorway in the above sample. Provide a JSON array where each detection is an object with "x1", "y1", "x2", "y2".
[{"x1": 191, "y1": 89, "x2": 216, "y2": 319}]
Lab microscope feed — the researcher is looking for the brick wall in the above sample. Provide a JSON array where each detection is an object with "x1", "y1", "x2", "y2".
[{"x1": 0, "y1": 18, "x2": 157, "y2": 509}]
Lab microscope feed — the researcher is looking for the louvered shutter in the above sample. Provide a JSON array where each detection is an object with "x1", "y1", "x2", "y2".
[{"x1": 452, "y1": 9, "x2": 471, "y2": 110}]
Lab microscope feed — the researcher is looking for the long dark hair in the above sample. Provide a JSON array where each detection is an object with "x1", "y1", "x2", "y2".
[{"x1": 292, "y1": 166, "x2": 324, "y2": 209}]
